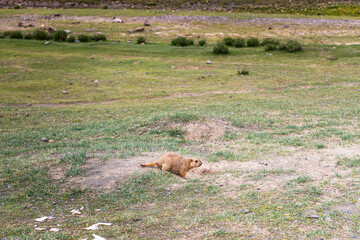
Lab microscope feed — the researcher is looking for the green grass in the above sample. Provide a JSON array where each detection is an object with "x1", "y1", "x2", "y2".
[{"x1": 1, "y1": 7, "x2": 360, "y2": 240}]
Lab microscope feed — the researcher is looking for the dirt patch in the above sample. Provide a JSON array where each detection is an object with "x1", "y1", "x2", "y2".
[{"x1": 182, "y1": 120, "x2": 238, "y2": 141}]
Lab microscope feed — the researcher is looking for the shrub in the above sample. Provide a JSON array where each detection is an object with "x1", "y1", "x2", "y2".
[
  {"x1": 53, "y1": 30, "x2": 67, "y2": 41},
  {"x1": 91, "y1": 34, "x2": 106, "y2": 41},
  {"x1": 198, "y1": 39, "x2": 206, "y2": 46},
  {"x1": 171, "y1": 36, "x2": 193, "y2": 46},
  {"x1": 136, "y1": 36, "x2": 146, "y2": 44},
  {"x1": 213, "y1": 41, "x2": 229, "y2": 54},
  {"x1": 264, "y1": 44, "x2": 277, "y2": 51},
  {"x1": 67, "y1": 35, "x2": 76, "y2": 42},
  {"x1": 102, "y1": 5, "x2": 108, "y2": 9},
  {"x1": 78, "y1": 34, "x2": 91, "y2": 42},
  {"x1": 247, "y1": 37, "x2": 260, "y2": 47},
  {"x1": 223, "y1": 37, "x2": 235, "y2": 46},
  {"x1": 9, "y1": 31, "x2": 23, "y2": 39},
  {"x1": 261, "y1": 38, "x2": 280, "y2": 46},
  {"x1": 3, "y1": 31, "x2": 12, "y2": 37},
  {"x1": 234, "y1": 38, "x2": 245, "y2": 48},
  {"x1": 24, "y1": 33, "x2": 33, "y2": 40},
  {"x1": 238, "y1": 67, "x2": 249, "y2": 75},
  {"x1": 279, "y1": 40, "x2": 302, "y2": 52},
  {"x1": 33, "y1": 29, "x2": 49, "y2": 40},
  {"x1": 14, "y1": 4, "x2": 20, "y2": 9},
  {"x1": 0, "y1": 32, "x2": 5, "y2": 38}
]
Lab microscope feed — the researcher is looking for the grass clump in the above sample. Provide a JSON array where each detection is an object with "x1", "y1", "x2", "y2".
[
  {"x1": 223, "y1": 37, "x2": 235, "y2": 46},
  {"x1": 14, "y1": 4, "x2": 20, "y2": 9},
  {"x1": 102, "y1": 5, "x2": 108, "y2": 9},
  {"x1": 264, "y1": 43, "x2": 277, "y2": 51},
  {"x1": 234, "y1": 38, "x2": 245, "y2": 48},
  {"x1": 91, "y1": 34, "x2": 107, "y2": 41},
  {"x1": 136, "y1": 36, "x2": 146, "y2": 44},
  {"x1": 78, "y1": 34, "x2": 91, "y2": 42},
  {"x1": 279, "y1": 40, "x2": 302, "y2": 52},
  {"x1": 247, "y1": 37, "x2": 260, "y2": 47},
  {"x1": 67, "y1": 35, "x2": 76, "y2": 42},
  {"x1": 213, "y1": 41, "x2": 229, "y2": 54},
  {"x1": 33, "y1": 29, "x2": 50, "y2": 40},
  {"x1": 261, "y1": 38, "x2": 280, "y2": 46},
  {"x1": 238, "y1": 67, "x2": 249, "y2": 75},
  {"x1": 24, "y1": 33, "x2": 33, "y2": 40},
  {"x1": 171, "y1": 36, "x2": 193, "y2": 47},
  {"x1": 198, "y1": 39, "x2": 206, "y2": 46},
  {"x1": 53, "y1": 30, "x2": 67, "y2": 42},
  {"x1": 9, "y1": 31, "x2": 23, "y2": 39}
]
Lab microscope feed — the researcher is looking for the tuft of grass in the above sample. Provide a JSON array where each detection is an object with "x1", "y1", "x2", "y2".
[
  {"x1": 168, "y1": 112, "x2": 199, "y2": 123},
  {"x1": 198, "y1": 39, "x2": 206, "y2": 46},
  {"x1": 234, "y1": 38, "x2": 245, "y2": 48},
  {"x1": 238, "y1": 67, "x2": 249, "y2": 75},
  {"x1": 337, "y1": 156, "x2": 360, "y2": 168},
  {"x1": 279, "y1": 39, "x2": 302, "y2": 52},
  {"x1": 91, "y1": 33, "x2": 107, "y2": 41},
  {"x1": 33, "y1": 29, "x2": 50, "y2": 40},
  {"x1": 294, "y1": 175, "x2": 312, "y2": 184},
  {"x1": 136, "y1": 36, "x2": 146, "y2": 44},
  {"x1": 9, "y1": 31, "x2": 23, "y2": 39},
  {"x1": 53, "y1": 30, "x2": 67, "y2": 42},
  {"x1": 246, "y1": 37, "x2": 260, "y2": 47},
  {"x1": 78, "y1": 34, "x2": 91, "y2": 42},
  {"x1": 67, "y1": 35, "x2": 76, "y2": 42},
  {"x1": 223, "y1": 37, "x2": 235, "y2": 46},
  {"x1": 171, "y1": 36, "x2": 193, "y2": 46}
]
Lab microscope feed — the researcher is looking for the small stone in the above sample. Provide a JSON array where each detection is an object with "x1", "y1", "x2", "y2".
[
  {"x1": 268, "y1": 26, "x2": 272, "y2": 30},
  {"x1": 206, "y1": 60, "x2": 212, "y2": 64},
  {"x1": 244, "y1": 210, "x2": 252, "y2": 214},
  {"x1": 134, "y1": 27, "x2": 145, "y2": 32},
  {"x1": 201, "y1": 76, "x2": 205, "y2": 78},
  {"x1": 54, "y1": 14, "x2": 61, "y2": 17},
  {"x1": 69, "y1": 82, "x2": 73, "y2": 85},
  {"x1": 26, "y1": 103, "x2": 32, "y2": 107},
  {"x1": 207, "y1": 74, "x2": 211, "y2": 76},
  {"x1": 256, "y1": 188, "x2": 260, "y2": 190},
  {"x1": 307, "y1": 214, "x2": 319, "y2": 219},
  {"x1": 44, "y1": 41, "x2": 50, "y2": 45},
  {"x1": 64, "y1": 30, "x2": 71, "y2": 34},
  {"x1": 118, "y1": 61, "x2": 122, "y2": 63},
  {"x1": 17, "y1": 22, "x2": 22, "y2": 27},
  {"x1": 146, "y1": 72, "x2": 149, "y2": 74},
  {"x1": 132, "y1": 218, "x2": 142, "y2": 222},
  {"x1": 48, "y1": 27, "x2": 56, "y2": 33},
  {"x1": 41, "y1": 137, "x2": 49, "y2": 142},
  {"x1": 113, "y1": 17, "x2": 124, "y2": 23},
  {"x1": 62, "y1": 91, "x2": 68, "y2": 94},
  {"x1": 144, "y1": 20, "x2": 150, "y2": 26},
  {"x1": 72, "y1": 21, "x2": 80, "y2": 24},
  {"x1": 27, "y1": 95, "x2": 31, "y2": 97}
]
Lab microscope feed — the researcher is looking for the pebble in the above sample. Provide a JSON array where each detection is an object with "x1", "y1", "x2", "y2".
[
  {"x1": 69, "y1": 82, "x2": 73, "y2": 85},
  {"x1": 26, "y1": 103, "x2": 32, "y2": 107},
  {"x1": 41, "y1": 137, "x2": 49, "y2": 142},
  {"x1": 307, "y1": 214, "x2": 319, "y2": 219},
  {"x1": 62, "y1": 91, "x2": 68, "y2": 94},
  {"x1": 206, "y1": 60, "x2": 212, "y2": 64},
  {"x1": 244, "y1": 209, "x2": 252, "y2": 214},
  {"x1": 44, "y1": 41, "x2": 50, "y2": 45}
]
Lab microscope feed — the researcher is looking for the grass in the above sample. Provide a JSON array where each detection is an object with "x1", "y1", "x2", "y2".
[{"x1": 1, "y1": 6, "x2": 360, "y2": 240}]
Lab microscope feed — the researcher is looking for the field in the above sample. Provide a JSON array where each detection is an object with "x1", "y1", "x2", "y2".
[{"x1": 1, "y1": 7, "x2": 360, "y2": 240}]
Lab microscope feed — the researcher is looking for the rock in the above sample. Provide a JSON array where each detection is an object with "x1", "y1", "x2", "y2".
[
  {"x1": 69, "y1": 82, "x2": 73, "y2": 85},
  {"x1": 44, "y1": 41, "x2": 50, "y2": 45},
  {"x1": 45, "y1": 15, "x2": 51, "y2": 19},
  {"x1": 26, "y1": 103, "x2": 32, "y2": 107},
  {"x1": 54, "y1": 13, "x2": 61, "y2": 17},
  {"x1": 48, "y1": 27, "x2": 56, "y2": 33},
  {"x1": 75, "y1": 40, "x2": 80, "y2": 43},
  {"x1": 40, "y1": 24, "x2": 46, "y2": 29},
  {"x1": 134, "y1": 27, "x2": 145, "y2": 32},
  {"x1": 41, "y1": 137, "x2": 49, "y2": 142},
  {"x1": 72, "y1": 21, "x2": 80, "y2": 24},
  {"x1": 144, "y1": 20, "x2": 150, "y2": 26},
  {"x1": 17, "y1": 22, "x2": 22, "y2": 27},
  {"x1": 62, "y1": 90, "x2": 68, "y2": 94},
  {"x1": 206, "y1": 60, "x2": 212, "y2": 64},
  {"x1": 307, "y1": 214, "x2": 319, "y2": 219},
  {"x1": 113, "y1": 17, "x2": 124, "y2": 23},
  {"x1": 259, "y1": 161, "x2": 268, "y2": 166},
  {"x1": 64, "y1": 30, "x2": 71, "y2": 34},
  {"x1": 140, "y1": 43, "x2": 145, "y2": 45},
  {"x1": 244, "y1": 210, "x2": 252, "y2": 214}
]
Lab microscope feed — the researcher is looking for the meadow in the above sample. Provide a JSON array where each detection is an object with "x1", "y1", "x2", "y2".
[{"x1": 1, "y1": 7, "x2": 360, "y2": 239}]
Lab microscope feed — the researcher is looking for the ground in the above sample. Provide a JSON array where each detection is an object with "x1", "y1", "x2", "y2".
[{"x1": 1, "y1": 6, "x2": 360, "y2": 240}]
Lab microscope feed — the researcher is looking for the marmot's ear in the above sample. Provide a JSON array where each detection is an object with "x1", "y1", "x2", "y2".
[{"x1": 189, "y1": 159, "x2": 194, "y2": 162}]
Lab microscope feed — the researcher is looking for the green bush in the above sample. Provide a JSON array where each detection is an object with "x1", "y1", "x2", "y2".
[
  {"x1": 53, "y1": 30, "x2": 67, "y2": 41},
  {"x1": 247, "y1": 37, "x2": 260, "y2": 47},
  {"x1": 213, "y1": 41, "x2": 229, "y2": 54},
  {"x1": 136, "y1": 36, "x2": 146, "y2": 44},
  {"x1": 264, "y1": 44, "x2": 277, "y2": 51},
  {"x1": 0, "y1": 32, "x2": 5, "y2": 38},
  {"x1": 279, "y1": 40, "x2": 302, "y2": 52},
  {"x1": 223, "y1": 37, "x2": 235, "y2": 46},
  {"x1": 261, "y1": 38, "x2": 280, "y2": 46},
  {"x1": 171, "y1": 36, "x2": 193, "y2": 47},
  {"x1": 198, "y1": 39, "x2": 206, "y2": 46},
  {"x1": 24, "y1": 33, "x2": 33, "y2": 40},
  {"x1": 91, "y1": 34, "x2": 106, "y2": 41},
  {"x1": 78, "y1": 34, "x2": 91, "y2": 42},
  {"x1": 102, "y1": 5, "x2": 108, "y2": 9},
  {"x1": 67, "y1": 35, "x2": 76, "y2": 42},
  {"x1": 14, "y1": 5, "x2": 20, "y2": 9},
  {"x1": 33, "y1": 30, "x2": 50, "y2": 40},
  {"x1": 234, "y1": 38, "x2": 245, "y2": 48},
  {"x1": 9, "y1": 31, "x2": 23, "y2": 39}
]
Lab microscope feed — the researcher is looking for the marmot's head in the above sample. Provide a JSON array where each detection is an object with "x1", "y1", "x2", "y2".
[{"x1": 189, "y1": 158, "x2": 202, "y2": 169}]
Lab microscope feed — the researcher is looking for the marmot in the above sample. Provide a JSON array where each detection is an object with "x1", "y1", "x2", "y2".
[{"x1": 140, "y1": 153, "x2": 202, "y2": 179}]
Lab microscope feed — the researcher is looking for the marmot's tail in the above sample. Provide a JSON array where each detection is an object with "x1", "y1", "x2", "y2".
[{"x1": 140, "y1": 162, "x2": 157, "y2": 167}]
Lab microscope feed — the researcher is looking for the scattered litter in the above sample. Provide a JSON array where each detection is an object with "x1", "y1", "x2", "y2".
[
  {"x1": 84, "y1": 222, "x2": 112, "y2": 230},
  {"x1": 50, "y1": 228, "x2": 60, "y2": 232},
  {"x1": 35, "y1": 228, "x2": 46, "y2": 231},
  {"x1": 35, "y1": 216, "x2": 54, "y2": 222},
  {"x1": 93, "y1": 234, "x2": 106, "y2": 240}
]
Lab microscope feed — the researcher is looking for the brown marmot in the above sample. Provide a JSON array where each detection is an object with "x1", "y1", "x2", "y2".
[{"x1": 140, "y1": 152, "x2": 202, "y2": 179}]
